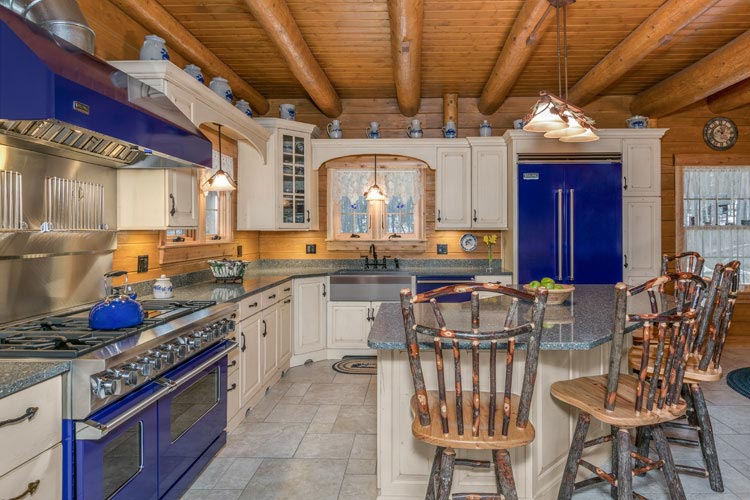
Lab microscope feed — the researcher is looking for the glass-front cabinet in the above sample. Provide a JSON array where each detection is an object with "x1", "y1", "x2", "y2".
[{"x1": 237, "y1": 119, "x2": 320, "y2": 231}]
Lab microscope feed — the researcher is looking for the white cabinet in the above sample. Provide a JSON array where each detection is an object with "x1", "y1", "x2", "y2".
[
  {"x1": 470, "y1": 138, "x2": 508, "y2": 230},
  {"x1": 327, "y1": 301, "x2": 381, "y2": 350},
  {"x1": 623, "y1": 139, "x2": 660, "y2": 197},
  {"x1": 435, "y1": 147, "x2": 472, "y2": 229},
  {"x1": 623, "y1": 197, "x2": 661, "y2": 283},
  {"x1": 278, "y1": 295, "x2": 293, "y2": 366},
  {"x1": 239, "y1": 314, "x2": 262, "y2": 407},
  {"x1": 292, "y1": 277, "x2": 328, "y2": 357},
  {"x1": 237, "y1": 119, "x2": 321, "y2": 231},
  {"x1": 261, "y1": 305, "x2": 278, "y2": 382},
  {"x1": 0, "y1": 444, "x2": 62, "y2": 500},
  {"x1": 117, "y1": 168, "x2": 199, "y2": 229}
]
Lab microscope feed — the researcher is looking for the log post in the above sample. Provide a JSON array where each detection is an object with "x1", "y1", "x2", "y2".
[{"x1": 443, "y1": 93, "x2": 458, "y2": 127}]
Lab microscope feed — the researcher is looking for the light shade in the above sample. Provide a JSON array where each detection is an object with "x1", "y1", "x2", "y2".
[
  {"x1": 523, "y1": 101, "x2": 568, "y2": 132},
  {"x1": 364, "y1": 184, "x2": 386, "y2": 201},
  {"x1": 204, "y1": 169, "x2": 237, "y2": 191},
  {"x1": 559, "y1": 127, "x2": 600, "y2": 143},
  {"x1": 544, "y1": 112, "x2": 586, "y2": 138}
]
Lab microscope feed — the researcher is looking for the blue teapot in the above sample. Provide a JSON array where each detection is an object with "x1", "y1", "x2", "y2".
[{"x1": 89, "y1": 271, "x2": 144, "y2": 330}]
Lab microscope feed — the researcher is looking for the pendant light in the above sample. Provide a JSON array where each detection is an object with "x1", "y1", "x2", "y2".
[
  {"x1": 364, "y1": 155, "x2": 387, "y2": 202},
  {"x1": 523, "y1": 0, "x2": 598, "y2": 142},
  {"x1": 203, "y1": 123, "x2": 237, "y2": 192}
]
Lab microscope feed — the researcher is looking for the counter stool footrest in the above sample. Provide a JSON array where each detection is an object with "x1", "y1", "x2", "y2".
[
  {"x1": 583, "y1": 435, "x2": 613, "y2": 448},
  {"x1": 663, "y1": 421, "x2": 699, "y2": 431},
  {"x1": 573, "y1": 476, "x2": 607, "y2": 491},
  {"x1": 667, "y1": 436, "x2": 700, "y2": 447},
  {"x1": 576, "y1": 459, "x2": 616, "y2": 487},
  {"x1": 454, "y1": 459, "x2": 491, "y2": 469},
  {"x1": 632, "y1": 460, "x2": 664, "y2": 476},
  {"x1": 452, "y1": 494, "x2": 503, "y2": 500},
  {"x1": 675, "y1": 464, "x2": 709, "y2": 477}
]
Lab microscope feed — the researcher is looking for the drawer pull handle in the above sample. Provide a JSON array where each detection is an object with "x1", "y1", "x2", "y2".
[
  {"x1": 262, "y1": 320, "x2": 268, "y2": 337},
  {"x1": 267, "y1": 294, "x2": 276, "y2": 299},
  {"x1": 227, "y1": 383, "x2": 237, "y2": 392},
  {"x1": 283, "y1": 287, "x2": 291, "y2": 292},
  {"x1": 248, "y1": 301, "x2": 258, "y2": 308},
  {"x1": 0, "y1": 406, "x2": 38, "y2": 429},
  {"x1": 6, "y1": 480, "x2": 40, "y2": 500},
  {"x1": 241, "y1": 333, "x2": 246, "y2": 352},
  {"x1": 283, "y1": 299, "x2": 291, "y2": 304},
  {"x1": 229, "y1": 360, "x2": 237, "y2": 368}
]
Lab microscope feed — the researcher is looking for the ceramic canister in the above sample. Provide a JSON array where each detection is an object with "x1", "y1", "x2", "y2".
[
  {"x1": 183, "y1": 64, "x2": 205, "y2": 83},
  {"x1": 407, "y1": 119, "x2": 423, "y2": 138},
  {"x1": 366, "y1": 121, "x2": 380, "y2": 139},
  {"x1": 209, "y1": 77, "x2": 233, "y2": 103},
  {"x1": 140, "y1": 35, "x2": 170, "y2": 61},
  {"x1": 280, "y1": 104, "x2": 296, "y2": 120},
  {"x1": 442, "y1": 120, "x2": 457, "y2": 138},
  {"x1": 327, "y1": 119, "x2": 342, "y2": 138},
  {"x1": 626, "y1": 115, "x2": 649, "y2": 128},
  {"x1": 479, "y1": 120, "x2": 492, "y2": 137},
  {"x1": 235, "y1": 99, "x2": 253, "y2": 117},
  {"x1": 152, "y1": 275, "x2": 174, "y2": 299}
]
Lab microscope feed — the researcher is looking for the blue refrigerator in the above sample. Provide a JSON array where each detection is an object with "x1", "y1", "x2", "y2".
[{"x1": 517, "y1": 162, "x2": 623, "y2": 285}]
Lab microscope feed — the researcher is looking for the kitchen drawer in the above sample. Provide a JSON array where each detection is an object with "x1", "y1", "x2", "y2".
[
  {"x1": 0, "y1": 443, "x2": 62, "y2": 500},
  {"x1": 261, "y1": 286, "x2": 282, "y2": 309},
  {"x1": 227, "y1": 368, "x2": 240, "y2": 420},
  {"x1": 239, "y1": 292, "x2": 262, "y2": 320},
  {"x1": 0, "y1": 376, "x2": 62, "y2": 475},
  {"x1": 279, "y1": 282, "x2": 292, "y2": 298}
]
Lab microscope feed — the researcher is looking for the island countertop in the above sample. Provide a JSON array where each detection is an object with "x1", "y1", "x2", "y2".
[{"x1": 368, "y1": 284, "x2": 647, "y2": 351}]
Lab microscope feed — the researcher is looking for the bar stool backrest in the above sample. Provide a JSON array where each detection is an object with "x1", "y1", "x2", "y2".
[
  {"x1": 400, "y1": 283, "x2": 547, "y2": 438},
  {"x1": 693, "y1": 261, "x2": 740, "y2": 371},
  {"x1": 661, "y1": 252, "x2": 705, "y2": 275},
  {"x1": 606, "y1": 274, "x2": 707, "y2": 413}
]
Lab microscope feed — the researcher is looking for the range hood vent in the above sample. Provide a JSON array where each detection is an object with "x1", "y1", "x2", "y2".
[{"x1": 0, "y1": 7, "x2": 212, "y2": 169}]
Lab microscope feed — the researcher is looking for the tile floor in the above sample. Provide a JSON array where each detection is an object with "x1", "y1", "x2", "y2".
[{"x1": 181, "y1": 339, "x2": 750, "y2": 500}]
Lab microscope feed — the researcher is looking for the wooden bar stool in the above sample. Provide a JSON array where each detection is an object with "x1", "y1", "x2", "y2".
[
  {"x1": 629, "y1": 261, "x2": 740, "y2": 492},
  {"x1": 552, "y1": 274, "x2": 708, "y2": 500},
  {"x1": 400, "y1": 283, "x2": 548, "y2": 500}
]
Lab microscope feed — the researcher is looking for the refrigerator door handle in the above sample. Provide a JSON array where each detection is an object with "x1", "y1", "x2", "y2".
[
  {"x1": 569, "y1": 189, "x2": 575, "y2": 282},
  {"x1": 556, "y1": 188, "x2": 563, "y2": 281}
]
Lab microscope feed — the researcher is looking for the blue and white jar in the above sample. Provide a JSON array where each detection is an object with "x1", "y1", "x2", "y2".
[
  {"x1": 366, "y1": 121, "x2": 380, "y2": 139},
  {"x1": 327, "y1": 119, "x2": 342, "y2": 138},
  {"x1": 407, "y1": 119, "x2": 423, "y2": 138},
  {"x1": 152, "y1": 274, "x2": 173, "y2": 299},
  {"x1": 479, "y1": 120, "x2": 492, "y2": 137},
  {"x1": 140, "y1": 35, "x2": 170, "y2": 61},
  {"x1": 442, "y1": 120, "x2": 457, "y2": 138},
  {"x1": 279, "y1": 104, "x2": 296, "y2": 120},
  {"x1": 235, "y1": 99, "x2": 253, "y2": 117},
  {"x1": 626, "y1": 115, "x2": 649, "y2": 128},
  {"x1": 209, "y1": 77, "x2": 233, "y2": 103},
  {"x1": 184, "y1": 64, "x2": 205, "y2": 83}
]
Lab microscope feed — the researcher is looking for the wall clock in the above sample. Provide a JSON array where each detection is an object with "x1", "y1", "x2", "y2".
[{"x1": 703, "y1": 117, "x2": 738, "y2": 151}]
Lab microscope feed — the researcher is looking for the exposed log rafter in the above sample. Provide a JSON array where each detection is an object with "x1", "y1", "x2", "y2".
[
  {"x1": 707, "y1": 79, "x2": 750, "y2": 113},
  {"x1": 568, "y1": 0, "x2": 720, "y2": 107},
  {"x1": 478, "y1": 0, "x2": 555, "y2": 116},
  {"x1": 387, "y1": 0, "x2": 424, "y2": 117},
  {"x1": 110, "y1": 0, "x2": 269, "y2": 115},
  {"x1": 243, "y1": 0, "x2": 342, "y2": 118},
  {"x1": 631, "y1": 30, "x2": 750, "y2": 117}
]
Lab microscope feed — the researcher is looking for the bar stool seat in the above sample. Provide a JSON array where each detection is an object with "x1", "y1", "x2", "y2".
[
  {"x1": 551, "y1": 374, "x2": 687, "y2": 428},
  {"x1": 627, "y1": 346, "x2": 723, "y2": 382},
  {"x1": 411, "y1": 391, "x2": 535, "y2": 449}
]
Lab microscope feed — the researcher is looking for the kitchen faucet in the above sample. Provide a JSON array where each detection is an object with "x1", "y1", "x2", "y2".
[{"x1": 369, "y1": 244, "x2": 378, "y2": 266}]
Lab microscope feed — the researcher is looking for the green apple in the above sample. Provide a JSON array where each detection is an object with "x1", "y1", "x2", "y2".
[
  {"x1": 528, "y1": 280, "x2": 541, "y2": 289},
  {"x1": 541, "y1": 277, "x2": 556, "y2": 287}
]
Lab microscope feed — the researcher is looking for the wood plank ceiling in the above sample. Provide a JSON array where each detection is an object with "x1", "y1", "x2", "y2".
[{"x1": 155, "y1": 0, "x2": 750, "y2": 115}]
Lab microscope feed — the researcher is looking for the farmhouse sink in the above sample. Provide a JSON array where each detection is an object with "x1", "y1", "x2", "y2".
[{"x1": 329, "y1": 272, "x2": 412, "y2": 302}]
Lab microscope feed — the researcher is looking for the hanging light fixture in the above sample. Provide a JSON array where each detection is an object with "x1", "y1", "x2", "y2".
[
  {"x1": 364, "y1": 154, "x2": 387, "y2": 202},
  {"x1": 203, "y1": 123, "x2": 237, "y2": 191},
  {"x1": 523, "y1": 0, "x2": 598, "y2": 142}
]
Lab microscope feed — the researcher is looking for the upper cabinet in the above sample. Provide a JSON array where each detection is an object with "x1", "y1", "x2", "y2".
[
  {"x1": 117, "y1": 168, "x2": 198, "y2": 229},
  {"x1": 435, "y1": 138, "x2": 508, "y2": 230},
  {"x1": 622, "y1": 139, "x2": 661, "y2": 197},
  {"x1": 237, "y1": 119, "x2": 321, "y2": 231}
]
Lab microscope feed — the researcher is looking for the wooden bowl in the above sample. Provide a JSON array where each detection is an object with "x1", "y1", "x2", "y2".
[{"x1": 523, "y1": 284, "x2": 575, "y2": 305}]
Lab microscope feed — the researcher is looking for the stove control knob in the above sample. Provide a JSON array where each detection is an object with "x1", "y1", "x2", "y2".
[
  {"x1": 145, "y1": 352, "x2": 163, "y2": 371},
  {"x1": 201, "y1": 329, "x2": 212, "y2": 343},
  {"x1": 227, "y1": 318, "x2": 236, "y2": 332},
  {"x1": 187, "y1": 336, "x2": 201, "y2": 351},
  {"x1": 92, "y1": 376, "x2": 120, "y2": 399},
  {"x1": 134, "y1": 358, "x2": 153, "y2": 377},
  {"x1": 110, "y1": 366, "x2": 138, "y2": 386},
  {"x1": 156, "y1": 348, "x2": 175, "y2": 365},
  {"x1": 169, "y1": 342, "x2": 187, "y2": 359}
]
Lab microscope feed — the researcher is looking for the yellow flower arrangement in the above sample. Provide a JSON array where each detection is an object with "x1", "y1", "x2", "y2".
[{"x1": 483, "y1": 234, "x2": 498, "y2": 270}]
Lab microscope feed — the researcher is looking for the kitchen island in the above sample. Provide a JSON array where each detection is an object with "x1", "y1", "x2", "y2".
[{"x1": 368, "y1": 285, "x2": 635, "y2": 500}]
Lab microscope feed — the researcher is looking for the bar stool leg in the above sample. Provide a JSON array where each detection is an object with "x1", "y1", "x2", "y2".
[
  {"x1": 610, "y1": 426, "x2": 620, "y2": 500},
  {"x1": 635, "y1": 426, "x2": 653, "y2": 473},
  {"x1": 558, "y1": 412, "x2": 591, "y2": 500},
  {"x1": 615, "y1": 428, "x2": 633, "y2": 500},
  {"x1": 437, "y1": 448, "x2": 455, "y2": 500},
  {"x1": 652, "y1": 425, "x2": 686, "y2": 500},
  {"x1": 493, "y1": 449, "x2": 518, "y2": 500},
  {"x1": 690, "y1": 383, "x2": 724, "y2": 492},
  {"x1": 425, "y1": 446, "x2": 445, "y2": 500}
]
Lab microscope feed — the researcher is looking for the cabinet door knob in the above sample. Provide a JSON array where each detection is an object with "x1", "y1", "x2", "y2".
[
  {"x1": 473, "y1": 209, "x2": 478, "y2": 223},
  {"x1": 623, "y1": 177, "x2": 628, "y2": 190},
  {"x1": 306, "y1": 209, "x2": 311, "y2": 223},
  {"x1": 240, "y1": 332, "x2": 246, "y2": 352},
  {"x1": 262, "y1": 320, "x2": 268, "y2": 337},
  {"x1": 437, "y1": 209, "x2": 442, "y2": 222},
  {"x1": 624, "y1": 255, "x2": 629, "y2": 268},
  {"x1": 227, "y1": 383, "x2": 237, "y2": 392},
  {"x1": 169, "y1": 193, "x2": 176, "y2": 216},
  {"x1": 322, "y1": 283, "x2": 327, "y2": 297}
]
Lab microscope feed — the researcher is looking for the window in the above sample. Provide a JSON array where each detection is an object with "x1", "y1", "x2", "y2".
[
  {"x1": 328, "y1": 164, "x2": 424, "y2": 242},
  {"x1": 677, "y1": 164, "x2": 750, "y2": 285}
]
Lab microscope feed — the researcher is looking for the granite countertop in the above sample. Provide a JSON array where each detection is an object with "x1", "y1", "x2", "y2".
[
  {"x1": 368, "y1": 285, "x2": 649, "y2": 351},
  {"x1": 0, "y1": 361, "x2": 70, "y2": 399}
]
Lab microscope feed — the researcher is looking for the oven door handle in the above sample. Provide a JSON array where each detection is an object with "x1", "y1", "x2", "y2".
[
  {"x1": 159, "y1": 341, "x2": 238, "y2": 391},
  {"x1": 76, "y1": 341, "x2": 238, "y2": 441}
]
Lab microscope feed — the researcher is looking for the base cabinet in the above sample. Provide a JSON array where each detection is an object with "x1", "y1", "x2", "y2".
[
  {"x1": 278, "y1": 296, "x2": 292, "y2": 365},
  {"x1": 239, "y1": 314, "x2": 262, "y2": 407},
  {"x1": 261, "y1": 305, "x2": 278, "y2": 382},
  {"x1": 623, "y1": 197, "x2": 661, "y2": 284},
  {"x1": 327, "y1": 301, "x2": 381, "y2": 350},
  {"x1": 292, "y1": 277, "x2": 328, "y2": 359}
]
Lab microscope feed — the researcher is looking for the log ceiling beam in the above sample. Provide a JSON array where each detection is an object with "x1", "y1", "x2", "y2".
[
  {"x1": 243, "y1": 0, "x2": 342, "y2": 118},
  {"x1": 387, "y1": 0, "x2": 424, "y2": 117},
  {"x1": 707, "y1": 79, "x2": 750, "y2": 113},
  {"x1": 110, "y1": 0, "x2": 269, "y2": 115},
  {"x1": 478, "y1": 0, "x2": 555, "y2": 116},
  {"x1": 568, "y1": 0, "x2": 720, "y2": 107},
  {"x1": 631, "y1": 30, "x2": 750, "y2": 117}
]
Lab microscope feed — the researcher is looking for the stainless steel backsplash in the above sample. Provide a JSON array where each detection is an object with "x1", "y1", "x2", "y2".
[{"x1": 0, "y1": 144, "x2": 117, "y2": 324}]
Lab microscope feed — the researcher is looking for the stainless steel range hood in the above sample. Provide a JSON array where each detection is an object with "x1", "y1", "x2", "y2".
[{"x1": 0, "y1": 6, "x2": 212, "y2": 169}]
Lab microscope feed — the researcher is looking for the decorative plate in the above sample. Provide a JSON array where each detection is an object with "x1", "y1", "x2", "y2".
[
  {"x1": 459, "y1": 233, "x2": 478, "y2": 252},
  {"x1": 703, "y1": 117, "x2": 738, "y2": 151}
]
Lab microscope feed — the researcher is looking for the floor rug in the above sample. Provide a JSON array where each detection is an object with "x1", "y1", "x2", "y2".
[
  {"x1": 332, "y1": 356, "x2": 377, "y2": 375},
  {"x1": 727, "y1": 367, "x2": 750, "y2": 399}
]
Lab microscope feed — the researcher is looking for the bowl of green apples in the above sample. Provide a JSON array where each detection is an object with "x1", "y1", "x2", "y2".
[{"x1": 523, "y1": 277, "x2": 574, "y2": 305}]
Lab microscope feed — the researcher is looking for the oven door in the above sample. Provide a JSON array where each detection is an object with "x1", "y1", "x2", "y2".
[
  {"x1": 75, "y1": 382, "x2": 165, "y2": 500},
  {"x1": 157, "y1": 341, "x2": 231, "y2": 497}
]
